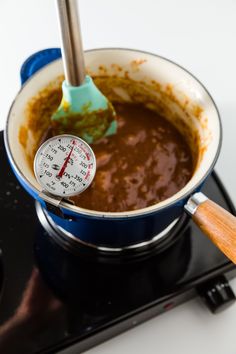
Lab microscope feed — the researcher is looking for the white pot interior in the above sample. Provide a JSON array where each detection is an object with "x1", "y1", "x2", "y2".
[{"x1": 6, "y1": 48, "x2": 221, "y2": 216}]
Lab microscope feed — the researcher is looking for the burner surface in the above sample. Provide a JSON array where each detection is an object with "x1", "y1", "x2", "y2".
[{"x1": 0, "y1": 249, "x2": 3, "y2": 301}]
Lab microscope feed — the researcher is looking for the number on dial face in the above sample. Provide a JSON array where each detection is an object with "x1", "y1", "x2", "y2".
[{"x1": 34, "y1": 135, "x2": 96, "y2": 197}]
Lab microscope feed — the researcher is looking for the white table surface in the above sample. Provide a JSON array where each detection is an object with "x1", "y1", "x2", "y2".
[{"x1": 0, "y1": 1, "x2": 236, "y2": 353}]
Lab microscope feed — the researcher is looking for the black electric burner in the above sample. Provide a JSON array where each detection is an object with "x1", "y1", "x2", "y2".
[{"x1": 0, "y1": 130, "x2": 236, "y2": 354}]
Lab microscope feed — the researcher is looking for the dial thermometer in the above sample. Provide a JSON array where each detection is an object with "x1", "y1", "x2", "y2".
[{"x1": 34, "y1": 135, "x2": 96, "y2": 198}]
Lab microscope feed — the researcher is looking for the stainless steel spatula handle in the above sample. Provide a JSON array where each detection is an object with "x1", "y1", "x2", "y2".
[{"x1": 56, "y1": 0, "x2": 86, "y2": 86}]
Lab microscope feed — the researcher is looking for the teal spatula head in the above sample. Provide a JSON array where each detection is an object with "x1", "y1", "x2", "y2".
[
  {"x1": 51, "y1": 75, "x2": 117, "y2": 144},
  {"x1": 53, "y1": 0, "x2": 117, "y2": 144}
]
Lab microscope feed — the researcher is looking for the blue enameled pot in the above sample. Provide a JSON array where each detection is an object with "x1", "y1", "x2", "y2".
[{"x1": 4, "y1": 48, "x2": 224, "y2": 250}]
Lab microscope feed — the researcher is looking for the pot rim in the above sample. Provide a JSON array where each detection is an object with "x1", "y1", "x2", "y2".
[{"x1": 4, "y1": 47, "x2": 222, "y2": 219}]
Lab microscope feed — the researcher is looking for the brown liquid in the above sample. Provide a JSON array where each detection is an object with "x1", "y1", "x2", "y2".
[{"x1": 70, "y1": 103, "x2": 193, "y2": 212}]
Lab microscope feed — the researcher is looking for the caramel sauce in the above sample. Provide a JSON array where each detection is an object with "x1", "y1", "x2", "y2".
[
  {"x1": 22, "y1": 75, "x2": 195, "y2": 213},
  {"x1": 70, "y1": 103, "x2": 193, "y2": 212}
]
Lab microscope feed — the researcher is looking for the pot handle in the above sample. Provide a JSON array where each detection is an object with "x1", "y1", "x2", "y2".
[
  {"x1": 185, "y1": 193, "x2": 236, "y2": 263},
  {"x1": 20, "y1": 48, "x2": 61, "y2": 85}
]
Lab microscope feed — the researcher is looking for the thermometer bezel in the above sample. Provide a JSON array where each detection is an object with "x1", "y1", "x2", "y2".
[{"x1": 34, "y1": 134, "x2": 96, "y2": 198}]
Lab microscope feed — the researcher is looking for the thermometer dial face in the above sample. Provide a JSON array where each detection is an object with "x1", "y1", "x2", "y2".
[{"x1": 34, "y1": 135, "x2": 96, "y2": 197}]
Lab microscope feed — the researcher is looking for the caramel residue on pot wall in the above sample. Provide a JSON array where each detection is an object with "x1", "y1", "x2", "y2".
[
  {"x1": 111, "y1": 63, "x2": 123, "y2": 73},
  {"x1": 19, "y1": 125, "x2": 28, "y2": 149},
  {"x1": 19, "y1": 75, "x2": 63, "y2": 167},
  {"x1": 130, "y1": 59, "x2": 147, "y2": 72},
  {"x1": 98, "y1": 65, "x2": 108, "y2": 75}
]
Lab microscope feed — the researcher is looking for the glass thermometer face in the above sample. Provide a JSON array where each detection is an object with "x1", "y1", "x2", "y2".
[{"x1": 34, "y1": 135, "x2": 96, "y2": 197}]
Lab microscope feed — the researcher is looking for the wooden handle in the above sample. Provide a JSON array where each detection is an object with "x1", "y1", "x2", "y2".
[{"x1": 192, "y1": 199, "x2": 236, "y2": 263}]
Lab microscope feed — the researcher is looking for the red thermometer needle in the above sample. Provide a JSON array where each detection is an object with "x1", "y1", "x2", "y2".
[{"x1": 57, "y1": 142, "x2": 74, "y2": 178}]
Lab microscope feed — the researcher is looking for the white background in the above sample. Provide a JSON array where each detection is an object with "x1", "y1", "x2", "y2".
[{"x1": 0, "y1": 1, "x2": 236, "y2": 353}]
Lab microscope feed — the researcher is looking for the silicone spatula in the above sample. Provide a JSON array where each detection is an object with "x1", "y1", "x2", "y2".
[{"x1": 52, "y1": 0, "x2": 117, "y2": 144}]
